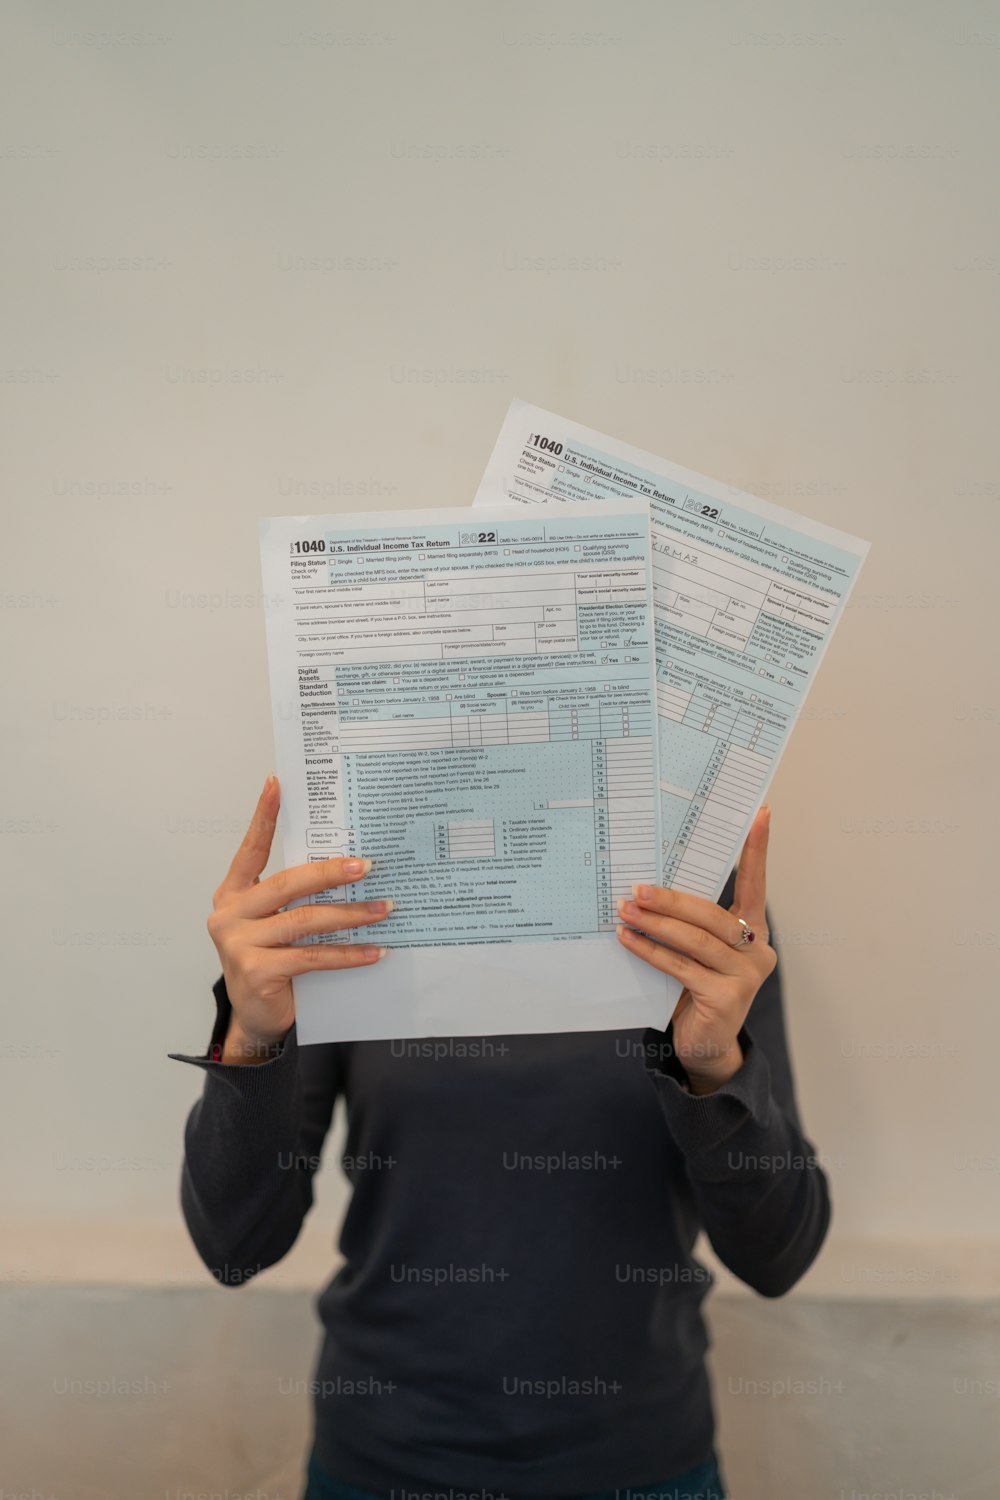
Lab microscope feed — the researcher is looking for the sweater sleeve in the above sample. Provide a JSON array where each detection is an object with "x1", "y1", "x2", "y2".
[
  {"x1": 642, "y1": 890, "x2": 832, "y2": 1298},
  {"x1": 168, "y1": 973, "x2": 341, "y2": 1287}
]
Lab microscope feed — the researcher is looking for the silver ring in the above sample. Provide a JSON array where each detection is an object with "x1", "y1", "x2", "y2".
[{"x1": 732, "y1": 917, "x2": 755, "y2": 948}]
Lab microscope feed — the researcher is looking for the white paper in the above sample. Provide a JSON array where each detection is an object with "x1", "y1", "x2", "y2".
[
  {"x1": 474, "y1": 400, "x2": 871, "y2": 926},
  {"x1": 259, "y1": 502, "x2": 666, "y2": 1043}
]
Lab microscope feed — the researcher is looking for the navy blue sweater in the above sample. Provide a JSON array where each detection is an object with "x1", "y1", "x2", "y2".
[{"x1": 170, "y1": 868, "x2": 830, "y2": 1493}]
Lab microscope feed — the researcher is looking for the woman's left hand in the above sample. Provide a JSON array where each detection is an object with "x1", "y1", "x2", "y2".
[{"x1": 617, "y1": 805, "x2": 777, "y2": 1094}]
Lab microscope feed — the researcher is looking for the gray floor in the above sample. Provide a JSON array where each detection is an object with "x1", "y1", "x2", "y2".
[{"x1": 2, "y1": 1287, "x2": 997, "y2": 1499}]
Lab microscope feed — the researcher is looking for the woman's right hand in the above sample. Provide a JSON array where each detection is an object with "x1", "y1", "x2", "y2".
[{"x1": 206, "y1": 774, "x2": 392, "y2": 1063}]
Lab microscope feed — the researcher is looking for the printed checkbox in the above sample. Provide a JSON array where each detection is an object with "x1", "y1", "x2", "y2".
[{"x1": 574, "y1": 543, "x2": 581, "y2": 551}]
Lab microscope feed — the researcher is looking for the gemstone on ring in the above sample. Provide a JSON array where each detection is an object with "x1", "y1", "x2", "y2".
[{"x1": 734, "y1": 917, "x2": 755, "y2": 947}]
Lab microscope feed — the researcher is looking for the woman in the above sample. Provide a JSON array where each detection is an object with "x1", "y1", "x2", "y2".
[{"x1": 171, "y1": 775, "x2": 830, "y2": 1500}]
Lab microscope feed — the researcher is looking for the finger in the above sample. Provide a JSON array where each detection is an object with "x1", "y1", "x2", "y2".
[
  {"x1": 253, "y1": 899, "x2": 394, "y2": 947},
  {"x1": 237, "y1": 855, "x2": 375, "y2": 920},
  {"x1": 628, "y1": 884, "x2": 748, "y2": 948},
  {"x1": 617, "y1": 899, "x2": 746, "y2": 976},
  {"x1": 217, "y1": 774, "x2": 280, "y2": 898},
  {"x1": 733, "y1": 805, "x2": 771, "y2": 927},
  {"x1": 261, "y1": 940, "x2": 389, "y2": 980},
  {"x1": 616, "y1": 923, "x2": 720, "y2": 991}
]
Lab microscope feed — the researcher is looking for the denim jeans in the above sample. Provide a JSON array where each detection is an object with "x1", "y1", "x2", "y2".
[{"x1": 301, "y1": 1446, "x2": 730, "y2": 1500}]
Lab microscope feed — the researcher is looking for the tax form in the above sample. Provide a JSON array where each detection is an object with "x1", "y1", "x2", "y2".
[
  {"x1": 259, "y1": 503, "x2": 665, "y2": 1043},
  {"x1": 474, "y1": 401, "x2": 870, "y2": 912}
]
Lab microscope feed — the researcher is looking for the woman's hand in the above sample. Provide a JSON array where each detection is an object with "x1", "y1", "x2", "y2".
[
  {"x1": 206, "y1": 774, "x2": 392, "y2": 1064},
  {"x1": 616, "y1": 806, "x2": 776, "y2": 1094}
]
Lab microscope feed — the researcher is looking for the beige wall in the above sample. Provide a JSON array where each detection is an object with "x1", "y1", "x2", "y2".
[{"x1": 2, "y1": 0, "x2": 996, "y2": 1292}]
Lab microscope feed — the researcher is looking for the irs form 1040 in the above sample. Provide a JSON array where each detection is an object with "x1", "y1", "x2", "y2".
[{"x1": 259, "y1": 500, "x2": 667, "y2": 1043}]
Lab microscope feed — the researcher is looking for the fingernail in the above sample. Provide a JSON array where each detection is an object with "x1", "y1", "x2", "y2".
[
  {"x1": 632, "y1": 883, "x2": 653, "y2": 901},
  {"x1": 343, "y1": 856, "x2": 372, "y2": 876},
  {"x1": 368, "y1": 899, "x2": 394, "y2": 915},
  {"x1": 618, "y1": 897, "x2": 636, "y2": 915},
  {"x1": 364, "y1": 945, "x2": 387, "y2": 960},
  {"x1": 263, "y1": 772, "x2": 275, "y2": 792}
]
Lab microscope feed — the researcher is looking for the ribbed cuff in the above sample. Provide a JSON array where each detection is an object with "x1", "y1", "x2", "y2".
[
  {"x1": 168, "y1": 971, "x2": 299, "y2": 1106},
  {"x1": 643, "y1": 1021, "x2": 774, "y2": 1162}
]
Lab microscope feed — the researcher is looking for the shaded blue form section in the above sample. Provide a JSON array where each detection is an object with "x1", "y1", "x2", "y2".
[{"x1": 301, "y1": 510, "x2": 661, "y2": 950}]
